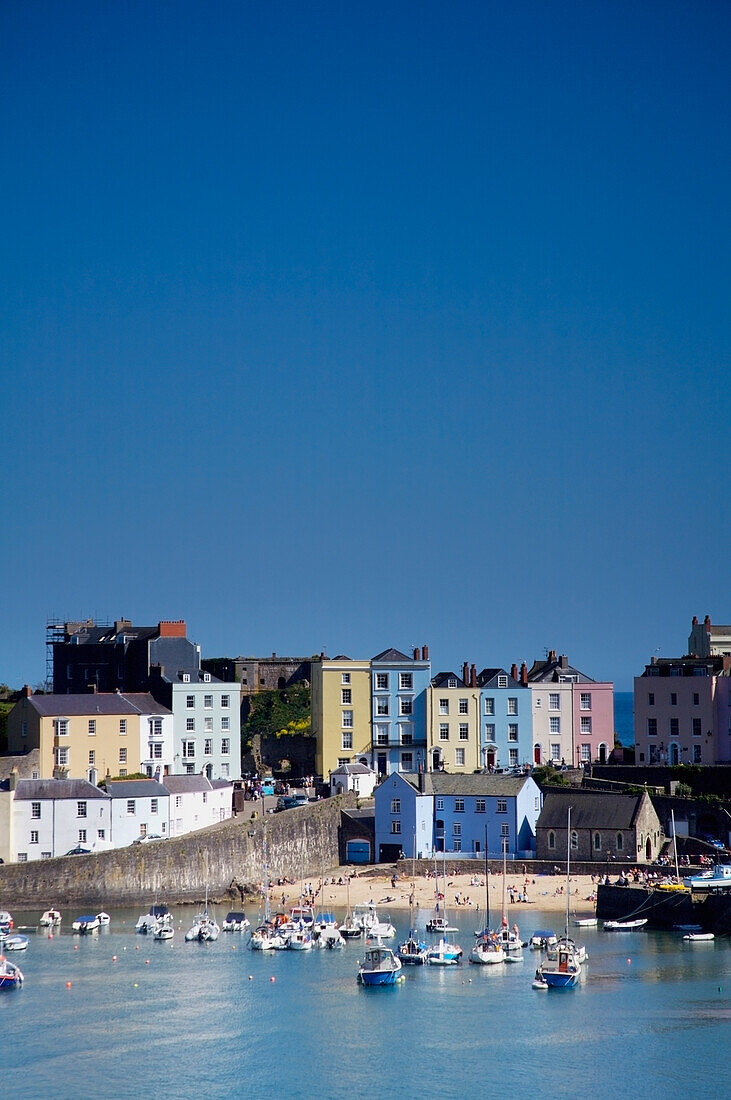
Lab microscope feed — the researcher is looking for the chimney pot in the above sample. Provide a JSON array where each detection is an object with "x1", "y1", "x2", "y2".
[
  {"x1": 462, "y1": 662, "x2": 469, "y2": 684},
  {"x1": 470, "y1": 664, "x2": 477, "y2": 687},
  {"x1": 22, "y1": 684, "x2": 32, "y2": 698},
  {"x1": 423, "y1": 645, "x2": 429, "y2": 661},
  {"x1": 414, "y1": 648, "x2": 420, "y2": 660},
  {"x1": 510, "y1": 663, "x2": 518, "y2": 680}
]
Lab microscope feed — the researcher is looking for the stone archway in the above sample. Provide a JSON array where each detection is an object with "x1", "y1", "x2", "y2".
[{"x1": 645, "y1": 837, "x2": 652, "y2": 860}]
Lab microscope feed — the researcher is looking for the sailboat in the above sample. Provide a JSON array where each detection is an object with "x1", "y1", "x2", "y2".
[
  {"x1": 426, "y1": 855, "x2": 458, "y2": 934},
  {"x1": 426, "y1": 857, "x2": 462, "y2": 965},
  {"x1": 340, "y1": 877, "x2": 362, "y2": 940},
  {"x1": 398, "y1": 887, "x2": 428, "y2": 965},
  {"x1": 185, "y1": 886, "x2": 220, "y2": 942},
  {"x1": 496, "y1": 842, "x2": 523, "y2": 957},
  {"x1": 250, "y1": 834, "x2": 288, "y2": 950},
  {"x1": 536, "y1": 807, "x2": 583, "y2": 989},
  {"x1": 471, "y1": 834, "x2": 505, "y2": 965}
]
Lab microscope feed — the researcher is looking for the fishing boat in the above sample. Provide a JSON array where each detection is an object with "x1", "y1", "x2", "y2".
[
  {"x1": 536, "y1": 807, "x2": 583, "y2": 989},
  {"x1": 603, "y1": 918, "x2": 648, "y2": 931},
  {"x1": 470, "y1": 839, "x2": 505, "y2": 965},
  {"x1": 0, "y1": 957, "x2": 24, "y2": 989},
  {"x1": 222, "y1": 911, "x2": 250, "y2": 932},
  {"x1": 683, "y1": 864, "x2": 731, "y2": 893},
  {"x1": 2, "y1": 935, "x2": 29, "y2": 952},
  {"x1": 39, "y1": 908, "x2": 61, "y2": 927},
  {"x1": 398, "y1": 889, "x2": 428, "y2": 965},
  {"x1": 72, "y1": 914, "x2": 100, "y2": 933},
  {"x1": 357, "y1": 945, "x2": 403, "y2": 986}
]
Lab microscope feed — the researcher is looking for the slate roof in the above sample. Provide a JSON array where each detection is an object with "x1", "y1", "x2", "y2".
[
  {"x1": 537, "y1": 788, "x2": 647, "y2": 830},
  {"x1": 331, "y1": 763, "x2": 374, "y2": 776},
  {"x1": 430, "y1": 672, "x2": 467, "y2": 688},
  {"x1": 477, "y1": 668, "x2": 522, "y2": 688},
  {"x1": 105, "y1": 779, "x2": 169, "y2": 799},
  {"x1": 372, "y1": 648, "x2": 413, "y2": 663},
  {"x1": 160, "y1": 669, "x2": 224, "y2": 684},
  {"x1": 528, "y1": 657, "x2": 594, "y2": 684},
  {"x1": 163, "y1": 775, "x2": 212, "y2": 794},
  {"x1": 14, "y1": 778, "x2": 108, "y2": 800},
  {"x1": 25, "y1": 693, "x2": 170, "y2": 717},
  {"x1": 395, "y1": 773, "x2": 532, "y2": 797}
]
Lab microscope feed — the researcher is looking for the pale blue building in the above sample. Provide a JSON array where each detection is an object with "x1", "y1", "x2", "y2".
[
  {"x1": 371, "y1": 647, "x2": 431, "y2": 776},
  {"x1": 477, "y1": 666, "x2": 533, "y2": 772}
]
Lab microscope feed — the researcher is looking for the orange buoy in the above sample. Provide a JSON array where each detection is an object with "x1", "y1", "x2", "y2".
[{"x1": 66, "y1": 981, "x2": 72, "y2": 988}]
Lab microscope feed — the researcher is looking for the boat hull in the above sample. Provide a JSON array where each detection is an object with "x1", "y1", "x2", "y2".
[{"x1": 359, "y1": 969, "x2": 400, "y2": 986}]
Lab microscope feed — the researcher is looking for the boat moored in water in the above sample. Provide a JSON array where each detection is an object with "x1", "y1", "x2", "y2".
[
  {"x1": 358, "y1": 946, "x2": 403, "y2": 986},
  {"x1": 2, "y1": 935, "x2": 29, "y2": 952},
  {"x1": 222, "y1": 911, "x2": 250, "y2": 932},
  {"x1": 39, "y1": 908, "x2": 61, "y2": 927},
  {"x1": 0, "y1": 957, "x2": 24, "y2": 989},
  {"x1": 603, "y1": 918, "x2": 648, "y2": 931},
  {"x1": 72, "y1": 915, "x2": 100, "y2": 933}
]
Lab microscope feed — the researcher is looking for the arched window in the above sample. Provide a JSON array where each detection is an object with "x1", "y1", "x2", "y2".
[
  {"x1": 548, "y1": 831, "x2": 555, "y2": 850},
  {"x1": 616, "y1": 832, "x2": 623, "y2": 851},
  {"x1": 593, "y1": 832, "x2": 601, "y2": 851},
  {"x1": 570, "y1": 830, "x2": 578, "y2": 850}
]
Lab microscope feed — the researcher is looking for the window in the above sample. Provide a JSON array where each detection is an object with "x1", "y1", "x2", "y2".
[
  {"x1": 507, "y1": 697, "x2": 518, "y2": 715},
  {"x1": 390, "y1": 821, "x2": 401, "y2": 834},
  {"x1": 341, "y1": 673, "x2": 351, "y2": 685},
  {"x1": 693, "y1": 745, "x2": 702, "y2": 763},
  {"x1": 30, "y1": 830, "x2": 39, "y2": 844},
  {"x1": 400, "y1": 727, "x2": 413, "y2": 745},
  {"x1": 439, "y1": 723, "x2": 449, "y2": 741},
  {"x1": 119, "y1": 719, "x2": 127, "y2": 735},
  {"x1": 182, "y1": 673, "x2": 190, "y2": 683},
  {"x1": 500, "y1": 823, "x2": 509, "y2": 838},
  {"x1": 221, "y1": 717, "x2": 230, "y2": 731},
  {"x1": 648, "y1": 692, "x2": 655, "y2": 706},
  {"x1": 151, "y1": 718, "x2": 162, "y2": 737},
  {"x1": 21, "y1": 720, "x2": 27, "y2": 739},
  {"x1": 119, "y1": 747, "x2": 127, "y2": 763},
  {"x1": 342, "y1": 710, "x2": 354, "y2": 728},
  {"x1": 376, "y1": 699, "x2": 389, "y2": 716},
  {"x1": 549, "y1": 693, "x2": 560, "y2": 711},
  {"x1": 391, "y1": 799, "x2": 401, "y2": 813},
  {"x1": 78, "y1": 829, "x2": 87, "y2": 843},
  {"x1": 581, "y1": 744, "x2": 591, "y2": 762},
  {"x1": 458, "y1": 698, "x2": 468, "y2": 715},
  {"x1": 453, "y1": 823, "x2": 462, "y2": 836},
  {"x1": 221, "y1": 738, "x2": 230, "y2": 755},
  {"x1": 476, "y1": 799, "x2": 486, "y2": 813},
  {"x1": 203, "y1": 673, "x2": 211, "y2": 683},
  {"x1": 453, "y1": 838, "x2": 462, "y2": 852},
  {"x1": 647, "y1": 718, "x2": 657, "y2": 736},
  {"x1": 548, "y1": 831, "x2": 555, "y2": 850},
  {"x1": 549, "y1": 716, "x2": 560, "y2": 734},
  {"x1": 693, "y1": 693, "x2": 699, "y2": 706},
  {"x1": 41, "y1": 851, "x2": 51, "y2": 859},
  {"x1": 31, "y1": 802, "x2": 41, "y2": 819},
  {"x1": 57, "y1": 719, "x2": 68, "y2": 736},
  {"x1": 459, "y1": 723, "x2": 469, "y2": 741},
  {"x1": 204, "y1": 738, "x2": 213, "y2": 755},
  {"x1": 669, "y1": 718, "x2": 679, "y2": 736},
  {"x1": 692, "y1": 718, "x2": 701, "y2": 737},
  {"x1": 204, "y1": 695, "x2": 213, "y2": 708},
  {"x1": 153, "y1": 743, "x2": 163, "y2": 759},
  {"x1": 376, "y1": 725, "x2": 389, "y2": 746},
  {"x1": 484, "y1": 723, "x2": 495, "y2": 742},
  {"x1": 185, "y1": 765, "x2": 194, "y2": 774},
  {"x1": 337, "y1": 757, "x2": 349, "y2": 767},
  {"x1": 186, "y1": 695, "x2": 195, "y2": 708},
  {"x1": 550, "y1": 744, "x2": 561, "y2": 762},
  {"x1": 570, "y1": 830, "x2": 578, "y2": 850},
  {"x1": 497, "y1": 675, "x2": 508, "y2": 688},
  {"x1": 484, "y1": 698, "x2": 495, "y2": 716},
  {"x1": 670, "y1": 691, "x2": 679, "y2": 705},
  {"x1": 17, "y1": 853, "x2": 27, "y2": 862},
  {"x1": 399, "y1": 673, "x2": 413, "y2": 690},
  {"x1": 182, "y1": 740, "x2": 195, "y2": 758},
  {"x1": 342, "y1": 731, "x2": 353, "y2": 750},
  {"x1": 496, "y1": 799, "x2": 507, "y2": 813},
  {"x1": 509, "y1": 748, "x2": 518, "y2": 766},
  {"x1": 97, "y1": 830, "x2": 105, "y2": 841},
  {"x1": 400, "y1": 752, "x2": 413, "y2": 770},
  {"x1": 439, "y1": 699, "x2": 449, "y2": 715},
  {"x1": 436, "y1": 798, "x2": 444, "y2": 810},
  {"x1": 448, "y1": 678, "x2": 457, "y2": 689},
  {"x1": 399, "y1": 698, "x2": 413, "y2": 716},
  {"x1": 455, "y1": 748, "x2": 465, "y2": 766},
  {"x1": 580, "y1": 717, "x2": 592, "y2": 734},
  {"x1": 342, "y1": 689, "x2": 352, "y2": 704},
  {"x1": 580, "y1": 693, "x2": 591, "y2": 710},
  {"x1": 77, "y1": 801, "x2": 87, "y2": 818},
  {"x1": 221, "y1": 694, "x2": 230, "y2": 707},
  {"x1": 126, "y1": 800, "x2": 136, "y2": 815},
  {"x1": 508, "y1": 723, "x2": 518, "y2": 741},
  {"x1": 151, "y1": 799, "x2": 158, "y2": 814},
  {"x1": 119, "y1": 768, "x2": 127, "y2": 777},
  {"x1": 454, "y1": 798, "x2": 465, "y2": 813},
  {"x1": 175, "y1": 795, "x2": 182, "y2": 808},
  {"x1": 616, "y1": 833, "x2": 624, "y2": 852},
  {"x1": 375, "y1": 673, "x2": 389, "y2": 690},
  {"x1": 186, "y1": 718, "x2": 195, "y2": 732},
  {"x1": 88, "y1": 719, "x2": 96, "y2": 737},
  {"x1": 593, "y1": 832, "x2": 601, "y2": 850},
  {"x1": 57, "y1": 747, "x2": 69, "y2": 766}
]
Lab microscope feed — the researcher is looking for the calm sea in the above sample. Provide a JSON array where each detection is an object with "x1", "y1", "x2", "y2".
[
  {"x1": 614, "y1": 691, "x2": 634, "y2": 747},
  {"x1": 1, "y1": 903, "x2": 728, "y2": 1099}
]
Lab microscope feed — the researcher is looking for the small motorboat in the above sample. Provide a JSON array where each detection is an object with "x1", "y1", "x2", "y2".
[
  {"x1": 532, "y1": 970, "x2": 549, "y2": 990},
  {"x1": 529, "y1": 930, "x2": 557, "y2": 951},
  {"x1": 426, "y1": 937, "x2": 463, "y2": 966},
  {"x1": 39, "y1": 909, "x2": 61, "y2": 927},
  {"x1": 185, "y1": 911, "x2": 219, "y2": 942},
  {"x1": 504, "y1": 950, "x2": 524, "y2": 963},
  {"x1": 427, "y1": 915, "x2": 458, "y2": 934},
  {"x1": 96, "y1": 912, "x2": 111, "y2": 927},
  {"x1": 603, "y1": 919, "x2": 648, "y2": 931},
  {"x1": 0, "y1": 957, "x2": 24, "y2": 989},
  {"x1": 72, "y1": 915, "x2": 100, "y2": 933},
  {"x1": 0, "y1": 911, "x2": 14, "y2": 934},
  {"x1": 2, "y1": 935, "x2": 29, "y2": 952},
  {"x1": 357, "y1": 946, "x2": 403, "y2": 986},
  {"x1": 683, "y1": 932, "x2": 714, "y2": 942},
  {"x1": 573, "y1": 917, "x2": 597, "y2": 928},
  {"x1": 313, "y1": 914, "x2": 344, "y2": 949},
  {"x1": 154, "y1": 924, "x2": 175, "y2": 941},
  {"x1": 136, "y1": 905, "x2": 170, "y2": 935},
  {"x1": 339, "y1": 915, "x2": 362, "y2": 940},
  {"x1": 222, "y1": 911, "x2": 250, "y2": 932}
]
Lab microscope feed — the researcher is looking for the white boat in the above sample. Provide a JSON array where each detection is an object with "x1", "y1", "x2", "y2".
[
  {"x1": 683, "y1": 864, "x2": 731, "y2": 893},
  {"x1": 427, "y1": 915, "x2": 458, "y2": 934},
  {"x1": 39, "y1": 909, "x2": 61, "y2": 927},
  {"x1": 546, "y1": 936, "x2": 587, "y2": 964},
  {"x1": 313, "y1": 913, "x2": 345, "y2": 949},
  {"x1": 683, "y1": 932, "x2": 714, "y2": 942},
  {"x1": 504, "y1": 950, "x2": 524, "y2": 963},
  {"x1": 603, "y1": 918, "x2": 648, "y2": 931},
  {"x1": 72, "y1": 914, "x2": 100, "y2": 933},
  {"x1": 340, "y1": 878, "x2": 362, "y2": 939},
  {"x1": 136, "y1": 905, "x2": 171, "y2": 935},
  {"x1": 573, "y1": 917, "x2": 597, "y2": 928},
  {"x1": 470, "y1": 840, "x2": 505, "y2": 965},
  {"x1": 288, "y1": 926, "x2": 313, "y2": 950},
  {"x1": 426, "y1": 937, "x2": 463, "y2": 966},
  {"x1": 0, "y1": 957, "x2": 24, "y2": 989},
  {"x1": 185, "y1": 912, "x2": 219, "y2": 942},
  {"x1": 0, "y1": 911, "x2": 14, "y2": 932},
  {"x1": 96, "y1": 912, "x2": 111, "y2": 927},
  {"x1": 537, "y1": 808, "x2": 583, "y2": 990},
  {"x1": 222, "y1": 911, "x2": 250, "y2": 932},
  {"x1": 154, "y1": 924, "x2": 175, "y2": 941},
  {"x1": 529, "y1": 930, "x2": 557, "y2": 951},
  {"x1": 2, "y1": 935, "x2": 29, "y2": 951}
]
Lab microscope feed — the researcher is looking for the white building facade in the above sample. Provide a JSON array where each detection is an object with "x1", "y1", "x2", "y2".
[{"x1": 11, "y1": 778, "x2": 112, "y2": 861}]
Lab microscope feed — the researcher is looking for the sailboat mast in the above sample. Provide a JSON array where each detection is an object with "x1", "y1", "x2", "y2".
[
  {"x1": 484, "y1": 826, "x2": 489, "y2": 927},
  {"x1": 671, "y1": 808, "x2": 680, "y2": 883},
  {"x1": 565, "y1": 806, "x2": 571, "y2": 938}
]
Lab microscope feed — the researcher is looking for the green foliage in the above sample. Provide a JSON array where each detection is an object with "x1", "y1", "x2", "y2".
[
  {"x1": 242, "y1": 684, "x2": 312, "y2": 745},
  {"x1": 531, "y1": 765, "x2": 570, "y2": 788}
]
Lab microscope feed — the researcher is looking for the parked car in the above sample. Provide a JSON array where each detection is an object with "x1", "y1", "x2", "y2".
[
  {"x1": 698, "y1": 834, "x2": 725, "y2": 849},
  {"x1": 65, "y1": 846, "x2": 92, "y2": 856},
  {"x1": 133, "y1": 834, "x2": 166, "y2": 845}
]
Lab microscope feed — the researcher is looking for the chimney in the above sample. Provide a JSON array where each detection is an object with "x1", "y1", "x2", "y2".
[
  {"x1": 22, "y1": 684, "x2": 32, "y2": 698},
  {"x1": 414, "y1": 648, "x2": 420, "y2": 660},
  {"x1": 510, "y1": 663, "x2": 518, "y2": 681},
  {"x1": 158, "y1": 620, "x2": 187, "y2": 638},
  {"x1": 692, "y1": 616, "x2": 698, "y2": 626},
  {"x1": 470, "y1": 664, "x2": 477, "y2": 688},
  {"x1": 418, "y1": 769, "x2": 425, "y2": 793},
  {"x1": 462, "y1": 662, "x2": 469, "y2": 684},
  {"x1": 114, "y1": 619, "x2": 132, "y2": 633},
  {"x1": 704, "y1": 615, "x2": 711, "y2": 628},
  {"x1": 8, "y1": 767, "x2": 19, "y2": 791},
  {"x1": 520, "y1": 662, "x2": 528, "y2": 686},
  {"x1": 559, "y1": 655, "x2": 568, "y2": 669},
  {"x1": 422, "y1": 645, "x2": 429, "y2": 661},
  {"x1": 549, "y1": 650, "x2": 557, "y2": 663}
]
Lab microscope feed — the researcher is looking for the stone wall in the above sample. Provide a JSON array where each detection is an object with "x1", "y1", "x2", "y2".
[{"x1": 0, "y1": 794, "x2": 355, "y2": 908}]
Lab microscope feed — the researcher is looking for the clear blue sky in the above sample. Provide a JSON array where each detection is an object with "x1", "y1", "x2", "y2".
[{"x1": 2, "y1": 1, "x2": 729, "y2": 691}]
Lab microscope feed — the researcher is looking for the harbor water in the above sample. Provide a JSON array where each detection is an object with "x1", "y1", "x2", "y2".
[{"x1": 1, "y1": 904, "x2": 728, "y2": 1099}]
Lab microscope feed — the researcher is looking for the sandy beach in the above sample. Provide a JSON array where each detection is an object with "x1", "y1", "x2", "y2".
[{"x1": 269, "y1": 868, "x2": 600, "y2": 919}]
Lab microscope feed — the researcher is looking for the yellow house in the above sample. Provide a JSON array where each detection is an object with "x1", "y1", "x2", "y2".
[
  {"x1": 427, "y1": 672, "x2": 481, "y2": 773},
  {"x1": 311, "y1": 657, "x2": 372, "y2": 780},
  {"x1": 6, "y1": 688, "x2": 171, "y2": 780}
]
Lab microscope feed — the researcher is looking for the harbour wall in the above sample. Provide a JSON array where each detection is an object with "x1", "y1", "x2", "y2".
[{"x1": 0, "y1": 795, "x2": 355, "y2": 908}]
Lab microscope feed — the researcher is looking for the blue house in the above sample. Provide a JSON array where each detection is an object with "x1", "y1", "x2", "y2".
[
  {"x1": 477, "y1": 666, "x2": 533, "y2": 772},
  {"x1": 374, "y1": 771, "x2": 542, "y2": 862},
  {"x1": 371, "y1": 647, "x2": 431, "y2": 776}
]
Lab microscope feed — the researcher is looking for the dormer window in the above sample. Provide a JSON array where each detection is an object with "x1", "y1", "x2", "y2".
[
  {"x1": 203, "y1": 673, "x2": 211, "y2": 682},
  {"x1": 182, "y1": 673, "x2": 190, "y2": 683}
]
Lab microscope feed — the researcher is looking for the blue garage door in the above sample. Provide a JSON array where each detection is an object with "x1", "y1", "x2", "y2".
[{"x1": 346, "y1": 840, "x2": 371, "y2": 863}]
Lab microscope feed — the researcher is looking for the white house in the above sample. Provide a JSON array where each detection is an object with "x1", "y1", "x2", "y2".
[
  {"x1": 329, "y1": 763, "x2": 377, "y2": 798},
  {"x1": 10, "y1": 777, "x2": 112, "y2": 861},
  {"x1": 164, "y1": 774, "x2": 232, "y2": 837},
  {"x1": 106, "y1": 778, "x2": 170, "y2": 845},
  {"x1": 149, "y1": 668, "x2": 240, "y2": 780}
]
